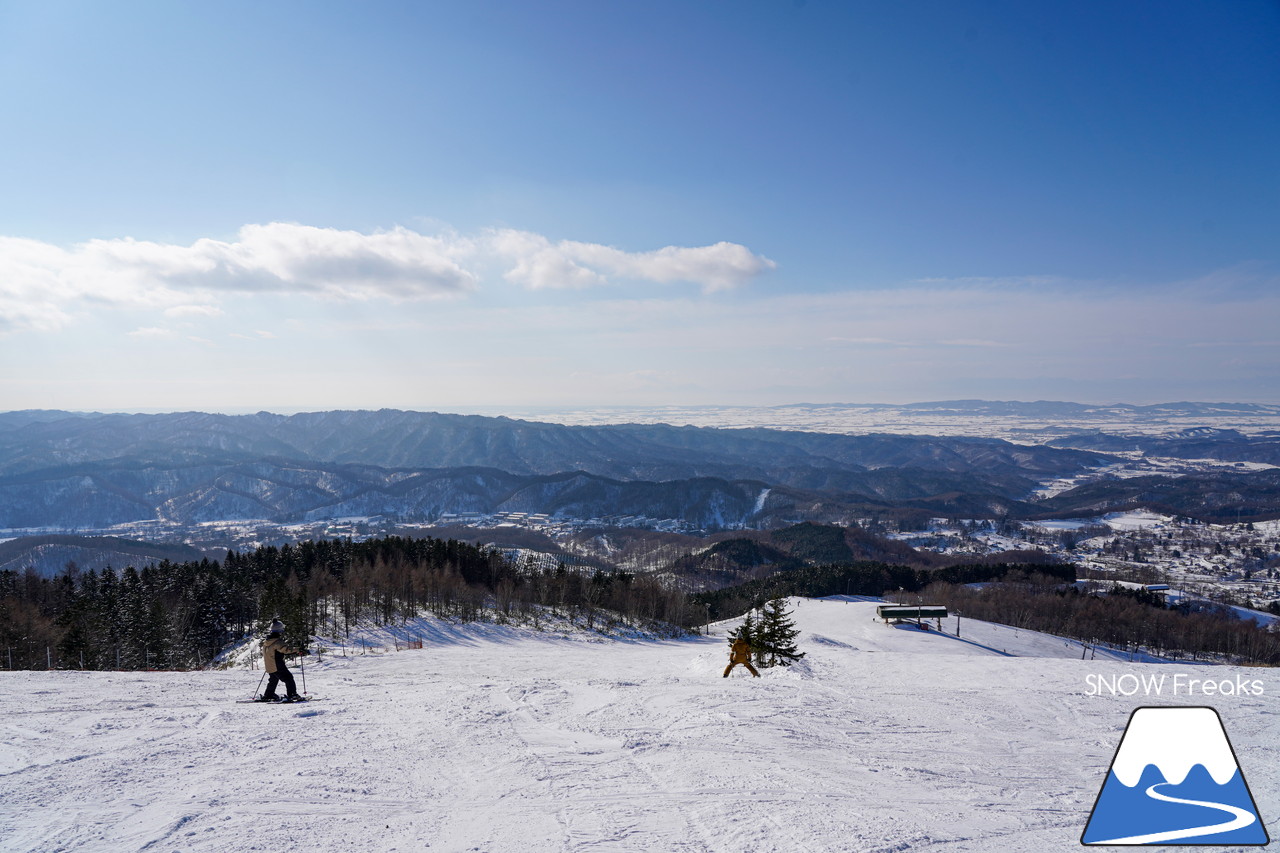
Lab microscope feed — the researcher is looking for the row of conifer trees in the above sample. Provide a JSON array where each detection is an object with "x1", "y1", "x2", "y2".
[
  {"x1": 0, "y1": 535, "x2": 695, "y2": 671},
  {"x1": 12, "y1": 532, "x2": 1271, "y2": 671}
]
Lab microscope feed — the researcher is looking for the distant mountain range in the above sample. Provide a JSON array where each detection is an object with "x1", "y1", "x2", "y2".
[
  {"x1": 0, "y1": 406, "x2": 1276, "y2": 531},
  {"x1": 0, "y1": 409, "x2": 1107, "y2": 480},
  {"x1": 1048, "y1": 428, "x2": 1280, "y2": 465},
  {"x1": 0, "y1": 536, "x2": 208, "y2": 577},
  {"x1": 1032, "y1": 469, "x2": 1280, "y2": 523}
]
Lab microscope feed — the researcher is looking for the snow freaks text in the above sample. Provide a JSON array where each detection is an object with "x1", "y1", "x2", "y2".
[{"x1": 1084, "y1": 673, "x2": 1265, "y2": 698}]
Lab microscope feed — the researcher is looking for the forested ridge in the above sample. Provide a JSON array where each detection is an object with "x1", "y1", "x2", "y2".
[
  {"x1": 0, "y1": 536, "x2": 692, "y2": 670},
  {"x1": 4, "y1": 534, "x2": 1277, "y2": 670},
  {"x1": 922, "y1": 578, "x2": 1280, "y2": 664},
  {"x1": 690, "y1": 560, "x2": 1076, "y2": 620}
]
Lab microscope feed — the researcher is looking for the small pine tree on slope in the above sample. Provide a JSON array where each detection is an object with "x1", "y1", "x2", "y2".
[{"x1": 757, "y1": 598, "x2": 805, "y2": 668}]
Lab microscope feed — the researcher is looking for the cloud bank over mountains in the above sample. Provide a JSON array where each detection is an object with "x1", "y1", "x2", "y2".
[
  {"x1": 3, "y1": 220, "x2": 1275, "y2": 410},
  {"x1": 0, "y1": 222, "x2": 776, "y2": 332}
]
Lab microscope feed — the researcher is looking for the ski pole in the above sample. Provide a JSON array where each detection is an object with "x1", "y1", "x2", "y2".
[
  {"x1": 300, "y1": 653, "x2": 306, "y2": 696},
  {"x1": 253, "y1": 671, "x2": 265, "y2": 700}
]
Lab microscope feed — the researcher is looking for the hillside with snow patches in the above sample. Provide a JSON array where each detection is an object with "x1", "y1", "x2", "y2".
[
  {"x1": 2, "y1": 598, "x2": 1276, "y2": 853},
  {"x1": 0, "y1": 409, "x2": 1110, "y2": 531}
]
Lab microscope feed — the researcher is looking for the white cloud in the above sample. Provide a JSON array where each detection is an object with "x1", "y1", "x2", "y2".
[
  {"x1": 79, "y1": 223, "x2": 480, "y2": 301},
  {"x1": 0, "y1": 223, "x2": 774, "y2": 333},
  {"x1": 0, "y1": 236, "x2": 79, "y2": 331},
  {"x1": 126, "y1": 326, "x2": 178, "y2": 339},
  {"x1": 491, "y1": 230, "x2": 605, "y2": 290},
  {"x1": 191, "y1": 223, "x2": 478, "y2": 299},
  {"x1": 489, "y1": 229, "x2": 775, "y2": 292},
  {"x1": 0, "y1": 224, "x2": 478, "y2": 333}
]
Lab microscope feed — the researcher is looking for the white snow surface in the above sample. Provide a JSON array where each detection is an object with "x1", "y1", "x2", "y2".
[
  {"x1": 2, "y1": 597, "x2": 1277, "y2": 853},
  {"x1": 1099, "y1": 510, "x2": 1175, "y2": 531}
]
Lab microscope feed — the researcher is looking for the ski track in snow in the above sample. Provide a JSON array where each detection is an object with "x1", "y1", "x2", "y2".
[{"x1": 0, "y1": 598, "x2": 1276, "y2": 853}]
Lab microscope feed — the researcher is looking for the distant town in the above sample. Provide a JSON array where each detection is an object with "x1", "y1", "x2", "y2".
[{"x1": 4, "y1": 505, "x2": 1276, "y2": 621}]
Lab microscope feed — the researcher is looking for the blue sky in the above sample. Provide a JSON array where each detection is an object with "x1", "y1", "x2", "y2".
[{"x1": 1, "y1": 0, "x2": 1277, "y2": 412}]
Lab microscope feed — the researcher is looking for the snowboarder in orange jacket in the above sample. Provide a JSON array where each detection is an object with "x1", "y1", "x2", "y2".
[{"x1": 723, "y1": 636, "x2": 760, "y2": 677}]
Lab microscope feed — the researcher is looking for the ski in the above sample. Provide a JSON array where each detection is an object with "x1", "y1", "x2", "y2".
[{"x1": 235, "y1": 696, "x2": 319, "y2": 704}]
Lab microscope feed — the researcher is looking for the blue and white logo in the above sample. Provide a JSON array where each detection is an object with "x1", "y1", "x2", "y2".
[{"x1": 1082, "y1": 706, "x2": 1269, "y2": 846}]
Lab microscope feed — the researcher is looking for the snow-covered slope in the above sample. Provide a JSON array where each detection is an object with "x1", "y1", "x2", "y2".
[
  {"x1": 1, "y1": 599, "x2": 1276, "y2": 853},
  {"x1": 789, "y1": 595, "x2": 1160, "y2": 662}
]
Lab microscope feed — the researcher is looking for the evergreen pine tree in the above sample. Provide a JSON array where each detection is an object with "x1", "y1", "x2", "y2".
[{"x1": 757, "y1": 597, "x2": 805, "y2": 667}]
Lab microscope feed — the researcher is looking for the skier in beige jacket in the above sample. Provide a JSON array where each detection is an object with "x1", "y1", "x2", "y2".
[{"x1": 259, "y1": 619, "x2": 304, "y2": 702}]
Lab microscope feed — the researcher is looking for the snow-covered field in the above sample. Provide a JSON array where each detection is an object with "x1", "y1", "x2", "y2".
[
  {"x1": 481, "y1": 403, "x2": 1280, "y2": 442},
  {"x1": 2, "y1": 598, "x2": 1277, "y2": 853}
]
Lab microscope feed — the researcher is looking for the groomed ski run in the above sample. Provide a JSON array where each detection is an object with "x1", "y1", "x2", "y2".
[{"x1": 1, "y1": 597, "x2": 1275, "y2": 852}]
